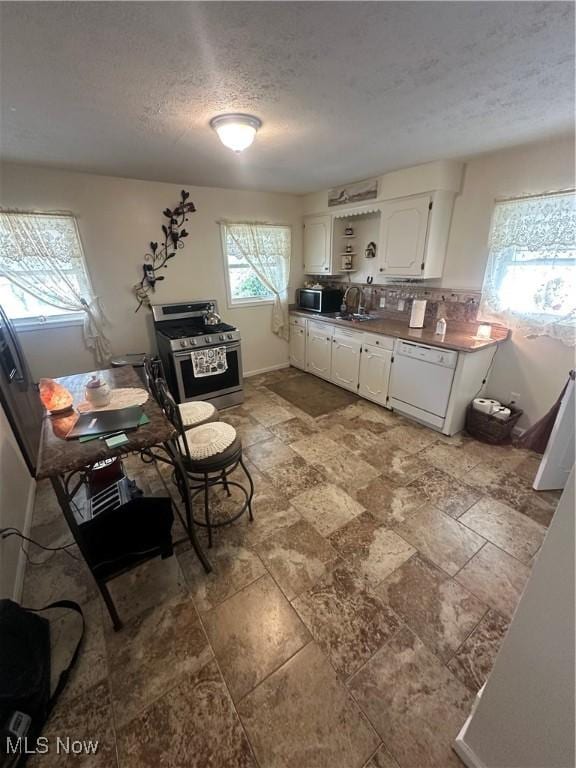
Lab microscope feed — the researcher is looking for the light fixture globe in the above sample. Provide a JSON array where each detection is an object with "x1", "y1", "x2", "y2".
[{"x1": 210, "y1": 113, "x2": 262, "y2": 152}]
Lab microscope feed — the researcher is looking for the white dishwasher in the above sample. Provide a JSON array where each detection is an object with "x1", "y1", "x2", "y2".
[{"x1": 388, "y1": 340, "x2": 458, "y2": 430}]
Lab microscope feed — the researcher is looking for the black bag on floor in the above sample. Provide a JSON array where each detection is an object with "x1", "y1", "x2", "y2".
[{"x1": 0, "y1": 599, "x2": 84, "y2": 767}]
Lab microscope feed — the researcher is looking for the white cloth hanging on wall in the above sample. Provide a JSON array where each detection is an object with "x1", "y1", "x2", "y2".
[{"x1": 191, "y1": 346, "x2": 228, "y2": 378}]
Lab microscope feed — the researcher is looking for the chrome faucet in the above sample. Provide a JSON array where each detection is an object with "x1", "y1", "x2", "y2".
[{"x1": 341, "y1": 285, "x2": 365, "y2": 315}]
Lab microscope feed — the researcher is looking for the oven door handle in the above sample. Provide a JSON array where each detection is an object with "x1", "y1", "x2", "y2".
[{"x1": 173, "y1": 342, "x2": 241, "y2": 359}]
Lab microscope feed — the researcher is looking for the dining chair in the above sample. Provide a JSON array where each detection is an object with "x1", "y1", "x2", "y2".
[
  {"x1": 143, "y1": 354, "x2": 219, "y2": 430},
  {"x1": 156, "y1": 378, "x2": 254, "y2": 547}
]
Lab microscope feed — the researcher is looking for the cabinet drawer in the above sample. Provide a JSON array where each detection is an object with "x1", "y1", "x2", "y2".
[
  {"x1": 308, "y1": 321, "x2": 333, "y2": 338},
  {"x1": 334, "y1": 327, "x2": 362, "y2": 344},
  {"x1": 290, "y1": 315, "x2": 307, "y2": 328},
  {"x1": 362, "y1": 332, "x2": 394, "y2": 351}
]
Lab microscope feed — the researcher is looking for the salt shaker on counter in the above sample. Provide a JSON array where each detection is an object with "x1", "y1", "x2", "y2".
[{"x1": 435, "y1": 317, "x2": 447, "y2": 336}]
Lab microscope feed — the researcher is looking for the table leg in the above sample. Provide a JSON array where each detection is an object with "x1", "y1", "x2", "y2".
[
  {"x1": 96, "y1": 581, "x2": 122, "y2": 632},
  {"x1": 50, "y1": 474, "x2": 123, "y2": 631}
]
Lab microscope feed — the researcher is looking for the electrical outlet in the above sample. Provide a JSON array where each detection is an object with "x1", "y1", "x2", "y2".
[
  {"x1": 379, "y1": 297, "x2": 386, "y2": 308},
  {"x1": 397, "y1": 299, "x2": 405, "y2": 311},
  {"x1": 510, "y1": 391, "x2": 521, "y2": 404}
]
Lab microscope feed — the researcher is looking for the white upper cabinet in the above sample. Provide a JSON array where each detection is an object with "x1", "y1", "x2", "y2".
[
  {"x1": 376, "y1": 194, "x2": 431, "y2": 278},
  {"x1": 303, "y1": 215, "x2": 333, "y2": 274},
  {"x1": 302, "y1": 160, "x2": 462, "y2": 281}
]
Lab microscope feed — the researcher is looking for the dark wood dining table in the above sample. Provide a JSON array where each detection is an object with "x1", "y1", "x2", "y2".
[{"x1": 36, "y1": 365, "x2": 210, "y2": 629}]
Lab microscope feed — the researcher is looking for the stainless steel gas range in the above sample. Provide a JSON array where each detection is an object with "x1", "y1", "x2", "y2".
[{"x1": 152, "y1": 300, "x2": 243, "y2": 409}]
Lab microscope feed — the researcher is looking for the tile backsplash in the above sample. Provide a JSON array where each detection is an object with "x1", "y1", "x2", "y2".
[{"x1": 310, "y1": 280, "x2": 483, "y2": 329}]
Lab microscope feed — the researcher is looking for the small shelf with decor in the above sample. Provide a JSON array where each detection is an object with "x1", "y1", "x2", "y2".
[
  {"x1": 337, "y1": 252, "x2": 356, "y2": 271},
  {"x1": 331, "y1": 207, "x2": 382, "y2": 283}
]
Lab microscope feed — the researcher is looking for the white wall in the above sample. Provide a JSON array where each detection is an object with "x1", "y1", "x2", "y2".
[
  {"x1": 446, "y1": 137, "x2": 575, "y2": 428},
  {"x1": 0, "y1": 401, "x2": 35, "y2": 599},
  {"x1": 455, "y1": 470, "x2": 575, "y2": 768},
  {"x1": 303, "y1": 136, "x2": 575, "y2": 427},
  {"x1": 2, "y1": 137, "x2": 574, "y2": 425},
  {"x1": 0, "y1": 164, "x2": 304, "y2": 378}
]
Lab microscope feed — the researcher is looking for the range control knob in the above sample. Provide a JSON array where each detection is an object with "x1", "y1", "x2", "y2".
[
  {"x1": 190, "y1": 339, "x2": 197, "y2": 346},
  {"x1": 219, "y1": 334, "x2": 224, "y2": 340},
  {"x1": 227, "y1": 333, "x2": 233, "y2": 339},
  {"x1": 204, "y1": 337, "x2": 210, "y2": 343},
  {"x1": 179, "y1": 340, "x2": 188, "y2": 348}
]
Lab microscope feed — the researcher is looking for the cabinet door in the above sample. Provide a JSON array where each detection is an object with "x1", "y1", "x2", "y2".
[
  {"x1": 377, "y1": 195, "x2": 431, "y2": 278},
  {"x1": 331, "y1": 332, "x2": 362, "y2": 392},
  {"x1": 358, "y1": 344, "x2": 392, "y2": 407},
  {"x1": 304, "y1": 215, "x2": 332, "y2": 274},
  {"x1": 289, "y1": 325, "x2": 306, "y2": 370},
  {"x1": 306, "y1": 322, "x2": 332, "y2": 379}
]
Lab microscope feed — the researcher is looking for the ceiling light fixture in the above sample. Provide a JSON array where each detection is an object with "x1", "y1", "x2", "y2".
[{"x1": 210, "y1": 113, "x2": 262, "y2": 153}]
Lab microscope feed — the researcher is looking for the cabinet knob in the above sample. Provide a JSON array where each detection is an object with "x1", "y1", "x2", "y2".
[
  {"x1": 324, "y1": 267, "x2": 329, "y2": 271},
  {"x1": 379, "y1": 267, "x2": 384, "y2": 272}
]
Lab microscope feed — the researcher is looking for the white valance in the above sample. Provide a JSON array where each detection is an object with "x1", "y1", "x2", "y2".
[
  {"x1": 0, "y1": 211, "x2": 112, "y2": 365},
  {"x1": 479, "y1": 192, "x2": 576, "y2": 347}
]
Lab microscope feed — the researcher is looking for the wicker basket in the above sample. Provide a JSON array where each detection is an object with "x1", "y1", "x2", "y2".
[{"x1": 465, "y1": 401, "x2": 523, "y2": 445}]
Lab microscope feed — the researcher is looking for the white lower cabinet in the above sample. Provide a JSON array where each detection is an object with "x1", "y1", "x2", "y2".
[
  {"x1": 295, "y1": 315, "x2": 394, "y2": 404},
  {"x1": 359, "y1": 343, "x2": 393, "y2": 406},
  {"x1": 306, "y1": 321, "x2": 333, "y2": 380},
  {"x1": 289, "y1": 321, "x2": 307, "y2": 370},
  {"x1": 330, "y1": 329, "x2": 362, "y2": 392}
]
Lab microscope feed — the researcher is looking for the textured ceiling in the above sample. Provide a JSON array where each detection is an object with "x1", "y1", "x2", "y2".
[{"x1": 0, "y1": 1, "x2": 574, "y2": 193}]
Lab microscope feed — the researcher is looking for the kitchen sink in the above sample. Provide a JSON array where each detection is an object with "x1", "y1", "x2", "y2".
[{"x1": 334, "y1": 312, "x2": 376, "y2": 322}]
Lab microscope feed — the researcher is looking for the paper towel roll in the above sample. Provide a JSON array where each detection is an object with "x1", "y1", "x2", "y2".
[
  {"x1": 409, "y1": 299, "x2": 427, "y2": 328},
  {"x1": 492, "y1": 406, "x2": 511, "y2": 421},
  {"x1": 473, "y1": 398, "x2": 500, "y2": 414}
]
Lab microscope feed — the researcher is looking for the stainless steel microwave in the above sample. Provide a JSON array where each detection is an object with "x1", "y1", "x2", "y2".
[{"x1": 296, "y1": 288, "x2": 343, "y2": 313}]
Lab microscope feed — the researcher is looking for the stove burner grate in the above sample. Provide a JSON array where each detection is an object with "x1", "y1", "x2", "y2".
[{"x1": 159, "y1": 322, "x2": 237, "y2": 340}]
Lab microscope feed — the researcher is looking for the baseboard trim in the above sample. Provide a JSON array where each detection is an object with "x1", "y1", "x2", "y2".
[
  {"x1": 244, "y1": 362, "x2": 290, "y2": 378},
  {"x1": 453, "y1": 686, "x2": 487, "y2": 768},
  {"x1": 13, "y1": 478, "x2": 36, "y2": 602},
  {"x1": 453, "y1": 734, "x2": 487, "y2": 768}
]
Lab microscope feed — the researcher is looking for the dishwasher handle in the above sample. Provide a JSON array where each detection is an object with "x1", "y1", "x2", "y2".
[{"x1": 395, "y1": 340, "x2": 458, "y2": 369}]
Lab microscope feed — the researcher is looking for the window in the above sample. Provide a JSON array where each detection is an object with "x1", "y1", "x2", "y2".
[
  {"x1": 221, "y1": 223, "x2": 291, "y2": 306},
  {"x1": 479, "y1": 192, "x2": 576, "y2": 346},
  {"x1": 0, "y1": 212, "x2": 93, "y2": 326}
]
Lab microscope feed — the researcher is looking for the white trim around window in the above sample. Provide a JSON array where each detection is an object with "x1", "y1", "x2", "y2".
[
  {"x1": 220, "y1": 223, "x2": 276, "y2": 310},
  {"x1": 12, "y1": 312, "x2": 85, "y2": 332}
]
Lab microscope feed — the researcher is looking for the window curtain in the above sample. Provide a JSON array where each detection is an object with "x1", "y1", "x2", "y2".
[
  {"x1": 478, "y1": 192, "x2": 576, "y2": 347},
  {"x1": 0, "y1": 212, "x2": 112, "y2": 365},
  {"x1": 224, "y1": 222, "x2": 291, "y2": 341}
]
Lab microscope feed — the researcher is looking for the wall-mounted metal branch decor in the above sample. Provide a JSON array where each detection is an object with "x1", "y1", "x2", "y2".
[{"x1": 134, "y1": 189, "x2": 196, "y2": 311}]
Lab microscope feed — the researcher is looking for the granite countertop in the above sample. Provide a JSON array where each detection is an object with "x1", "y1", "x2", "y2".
[
  {"x1": 289, "y1": 309, "x2": 509, "y2": 353},
  {"x1": 36, "y1": 366, "x2": 175, "y2": 480}
]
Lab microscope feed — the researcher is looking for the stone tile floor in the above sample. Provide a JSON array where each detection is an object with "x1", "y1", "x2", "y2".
[{"x1": 23, "y1": 368, "x2": 560, "y2": 767}]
